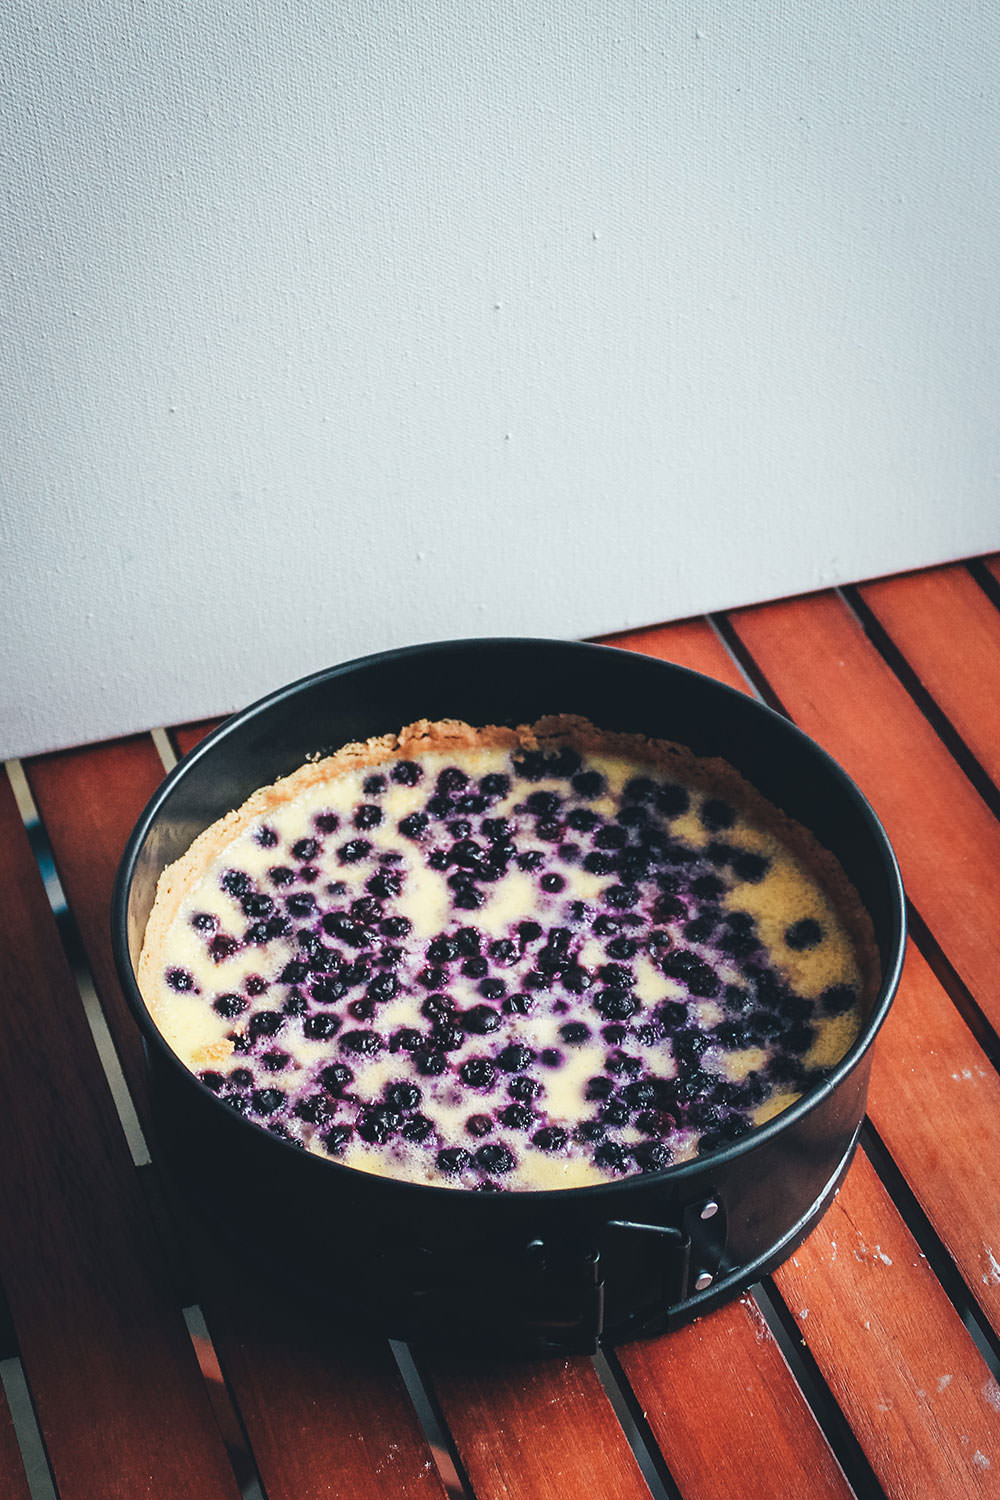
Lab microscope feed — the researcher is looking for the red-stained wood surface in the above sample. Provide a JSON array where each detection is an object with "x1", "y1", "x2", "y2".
[
  {"x1": 173, "y1": 719, "x2": 224, "y2": 757},
  {"x1": 24, "y1": 735, "x2": 170, "y2": 1122},
  {"x1": 24, "y1": 740, "x2": 452, "y2": 1500},
  {"x1": 725, "y1": 589, "x2": 1000, "y2": 1032},
  {"x1": 427, "y1": 1355, "x2": 653, "y2": 1500},
  {"x1": 774, "y1": 1151, "x2": 999, "y2": 1500},
  {"x1": 0, "y1": 774, "x2": 241, "y2": 1500},
  {"x1": 0, "y1": 1391, "x2": 32, "y2": 1500},
  {"x1": 867, "y1": 941, "x2": 1000, "y2": 1332},
  {"x1": 599, "y1": 618, "x2": 752, "y2": 694},
  {"x1": 616, "y1": 1295, "x2": 853, "y2": 1500},
  {"x1": 858, "y1": 562, "x2": 1000, "y2": 785}
]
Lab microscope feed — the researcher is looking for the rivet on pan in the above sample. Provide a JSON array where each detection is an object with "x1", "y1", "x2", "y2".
[
  {"x1": 699, "y1": 1200, "x2": 720, "y2": 1220},
  {"x1": 694, "y1": 1270, "x2": 715, "y2": 1291}
]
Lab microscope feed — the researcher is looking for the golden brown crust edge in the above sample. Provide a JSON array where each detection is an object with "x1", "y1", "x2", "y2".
[{"x1": 138, "y1": 715, "x2": 881, "y2": 1016}]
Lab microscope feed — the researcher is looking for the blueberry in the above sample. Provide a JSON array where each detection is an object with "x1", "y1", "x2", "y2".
[
  {"x1": 356, "y1": 1104, "x2": 402, "y2": 1144},
  {"x1": 294, "y1": 1093, "x2": 333, "y2": 1125},
  {"x1": 575, "y1": 1120, "x2": 606, "y2": 1143},
  {"x1": 684, "y1": 915, "x2": 718, "y2": 943},
  {"x1": 221, "y1": 869, "x2": 252, "y2": 897},
  {"x1": 541, "y1": 873, "x2": 565, "y2": 892},
  {"x1": 478, "y1": 978, "x2": 506, "y2": 1002},
  {"x1": 660, "y1": 949, "x2": 720, "y2": 998},
  {"x1": 497, "y1": 1043, "x2": 534, "y2": 1072},
  {"x1": 623, "y1": 776, "x2": 656, "y2": 802},
  {"x1": 460, "y1": 1057, "x2": 497, "y2": 1089},
  {"x1": 311, "y1": 976, "x2": 347, "y2": 1005},
  {"x1": 339, "y1": 839, "x2": 372, "y2": 864},
  {"x1": 380, "y1": 915, "x2": 412, "y2": 938},
  {"x1": 633, "y1": 1142, "x2": 671, "y2": 1173},
  {"x1": 820, "y1": 983, "x2": 857, "y2": 1016},
  {"x1": 475, "y1": 1142, "x2": 515, "y2": 1174},
  {"x1": 653, "y1": 784, "x2": 690, "y2": 817},
  {"x1": 517, "y1": 851, "x2": 544, "y2": 872},
  {"x1": 700, "y1": 798, "x2": 735, "y2": 830},
  {"x1": 583, "y1": 852, "x2": 617, "y2": 876},
  {"x1": 285, "y1": 892, "x2": 317, "y2": 918},
  {"x1": 607, "y1": 1052, "x2": 642, "y2": 1078},
  {"x1": 594, "y1": 826, "x2": 627, "y2": 851},
  {"x1": 418, "y1": 965, "x2": 448, "y2": 990},
  {"x1": 559, "y1": 1021, "x2": 591, "y2": 1044},
  {"x1": 245, "y1": 916, "x2": 291, "y2": 944},
  {"x1": 499, "y1": 1102, "x2": 534, "y2": 1130},
  {"x1": 461, "y1": 955, "x2": 489, "y2": 978},
  {"x1": 605, "y1": 884, "x2": 639, "y2": 910},
  {"x1": 489, "y1": 938, "x2": 518, "y2": 964},
  {"x1": 540, "y1": 1048, "x2": 562, "y2": 1066},
  {"x1": 601, "y1": 1024, "x2": 627, "y2": 1044},
  {"x1": 392, "y1": 760, "x2": 422, "y2": 785},
  {"x1": 362, "y1": 774, "x2": 387, "y2": 796},
  {"x1": 466, "y1": 1114, "x2": 493, "y2": 1137},
  {"x1": 453, "y1": 882, "x2": 485, "y2": 910},
  {"x1": 605, "y1": 936, "x2": 638, "y2": 960},
  {"x1": 199, "y1": 1070, "x2": 226, "y2": 1091},
  {"x1": 455, "y1": 927, "x2": 481, "y2": 956},
  {"x1": 503, "y1": 992, "x2": 534, "y2": 1014},
  {"x1": 594, "y1": 1141, "x2": 628, "y2": 1171},
  {"x1": 785, "y1": 918, "x2": 824, "y2": 950},
  {"x1": 340, "y1": 1029, "x2": 383, "y2": 1057},
  {"x1": 430, "y1": 1022, "x2": 465, "y2": 1052},
  {"x1": 304, "y1": 1014, "x2": 342, "y2": 1039},
  {"x1": 255, "y1": 825, "x2": 279, "y2": 847},
  {"x1": 594, "y1": 989, "x2": 639, "y2": 1021},
  {"x1": 362, "y1": 972, "x2": 396, "y2": 1006},
  {"x1": 323, "y1": 1124, "x2": 353, "y2": 1155},
  {"x1": 166, "y1": 967, "x2": 195, "y2": 992},
  {"x1": 719, "y1": 929, "x2": 760, "y2": 958},
  {"x1": 438, "y1": 767, "x2": 469, "y2": 794},
  {"x1": 436, "y1": 1146, "x2": 471, "y2": 1174},
  {"x1": 315, "y1": 812, "x2": 340, "y2": 833},
  {"x1": 213, "y1": 993, "x2": 247, "y2": 1018},
  {"x1": 585, "y1": 1076, "x2": 613, "y2": 1100},
  {"x1": 420, "y1": 993, "x2": 453, "y2": 1021},
  {"x1": 455, "y1": 793, "x2": 488, "y2": 815},
  {"x1": 402, "y1": 1114, "x2": 433, "y2": 1142},
  {"x1": 508, "y1": 1075, "x2": 542, "y2": 1102},
  {"x1": 367, "y1": 870, "x2": 403, "y2": 899},
  {"x1": 616, "y1": 805, "x2": 649, "y2": 829},
  {"x1": 480, "y1": 772, "x2": 511, "y2": 797},
  {"x1": 350, "y1": 897, "x2": 382, "y2": 926},
  {"x1": 570, "y1": 769, "x2": 604, "y2": 798},
  {"x1": 599, "y1": 962, "x2": 634, "y2": 989},
  {"x1": 599, "y1": 1098, "x2": 630, "y2": 1127},
  {"x1": 389, "y1": 1027, "x2": 422, "y2": 1053},
  {"x1": 191, "y1": 912, "x2": 218, "y2": 932},
  {"x1": 383, "y1": 1081, "x2": 421, "y2": 1112},
  {"x1": 248, "y1": 1011, "x2": 285, "y2": 1041},
  {"x1": 299, "y1": 867, "x2": 320, "y2": 884},
  {"x1": 250, "y1": 1088, "x2": 285, "y2": 1115},
  {"x1": 732, "y1": 850, "x2": 770, "y2": 882},
  {"x1": 652, "y1": 894, "x2": 686, "y2": 922},
  {"x1": 229, "y1": 1067, "x2": 254, "y2": 1088},
  {"x1": 463, "y1": 1004, "x2": 501, "y2": 1035},
  {"x1": 415, "y1": 1050, "x2": 447, "y2": 1077},
  {"x1": 282, "y1": 992, "x2": 308, "y2": 1015},
  {"x1": 399, "y1": 812, "x2": 429, "y2": 838}
]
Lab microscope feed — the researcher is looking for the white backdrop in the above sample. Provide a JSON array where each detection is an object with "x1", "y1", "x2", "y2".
[{"x1": 3, "y1": 0, "x2": 999, "y2": 758}]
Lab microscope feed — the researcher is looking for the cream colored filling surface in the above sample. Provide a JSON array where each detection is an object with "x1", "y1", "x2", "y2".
[{"x1": 141, "y1": 732, "x2": 871, "y2": 1191}]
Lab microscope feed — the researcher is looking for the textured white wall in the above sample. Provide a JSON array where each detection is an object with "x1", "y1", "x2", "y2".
[{"x1": 2, "y1": 0, "x2": 999, "y2": 757}]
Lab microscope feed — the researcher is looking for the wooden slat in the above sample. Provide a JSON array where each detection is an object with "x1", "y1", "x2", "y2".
[
  {"x1": 24, "y1": 735, "x2": 170, "y2": 1121},
  {"x1": 983, "y1": 553, "x2": 1000, "y2": 591},
  {"x1": 0, "y1": 773, "x2": 241, "y2": 1500},
  {"x1": 858, "y1": 562, "x2": 1000, "y2": 784},
  {"x1": 599, "y1": 618, "x2": 752, "y2": 694},
  {"x1": 26, "y1": 741, "x2": 450, "y2": 1499},
  {"x1": 198, "y1": 1300, "x2": 448, "y2": 1500},
  {"x1": 0, "y1": 1387, "x2": 32, "y2": 1500},
  {"x1": 725, "y1": 589, "x2": 1000, "y2": 1032},
  {"x1": 616, "y1": 1296, "x2": 853, "y2": 1500},
  {"x1": 867, "y1": 941, "x2": 1000, "y2": 1331},
  {"x1": 427, "y1": 1356, "x2": 653, "y2": 1500},
  {"x1": 774, "y1": 1151, "x2": 999, "y2": 1499}
]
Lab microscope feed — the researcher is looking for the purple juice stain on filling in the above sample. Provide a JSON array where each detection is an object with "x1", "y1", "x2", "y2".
[{"x1": 172, "y1": 740, "x2": 853, "y2": 1186}]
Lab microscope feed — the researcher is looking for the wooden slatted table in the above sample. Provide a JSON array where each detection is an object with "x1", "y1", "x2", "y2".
[{"x1": 2, "y1": 556, "x2": 999, "y2": 1500}]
